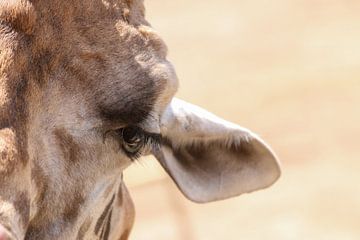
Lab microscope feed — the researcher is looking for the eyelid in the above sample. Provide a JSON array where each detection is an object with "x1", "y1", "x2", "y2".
[{"x1": 138, "y1": 116, "x2": 161, "y2": 135}]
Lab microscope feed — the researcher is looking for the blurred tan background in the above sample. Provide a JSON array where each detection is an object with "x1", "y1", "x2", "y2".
[{"x1": 125, "y1": 1, "x2": 360, "y2": 239}]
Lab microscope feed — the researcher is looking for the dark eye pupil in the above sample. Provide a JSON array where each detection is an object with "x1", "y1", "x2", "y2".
[
  {"x1": 121, "y1": 126, "x2": 144, "y2": 154},
  {"x1": 122, "y1": 127, "x2": 141, "y2": 143}
]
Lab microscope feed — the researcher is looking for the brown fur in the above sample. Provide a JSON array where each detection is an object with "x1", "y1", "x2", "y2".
[
  {"x1": 95, "y1": 195, "x2": 116, "y2": 236},
  {"x1": 54, "y1": 128, "x2": 81, "y2": 164},
  {"x1": 0, "y1": 0, "x2": 36, "y2": 35},
  {"x1": 62, "y1": 192, "x2": 85, "y2": 223},
  {"x1": 119, "y1": 229, "x2": 131, "y2": 240},
  {"x1": 0, "y1": 128, "x2": 18, "y2": 175},
  {"x1": 76, "y1": 217, "x2": 92, "y2": 240},
  {"x1": 117, "y1": 184, "x2": 124, "y2": 207},
  {"x1": 1, "y1": 0, "x2": 177, "y2": 239},
  {"x1": 13, "y1": 192, "x2": 30, "y2": 229},
  {"x1": 30, "y1": 161, "x2": 48, "y2": 209},
  {"x1": 101, "y1": 209, "x2": 113, "y2": 240}
]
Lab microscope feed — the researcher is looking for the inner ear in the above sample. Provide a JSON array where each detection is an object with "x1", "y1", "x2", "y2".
[{"x1": 154, "y1": 136, "x2": 280, "y2": 203}]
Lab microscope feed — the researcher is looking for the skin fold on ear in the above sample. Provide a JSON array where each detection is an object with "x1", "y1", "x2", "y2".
[{"x1": 152, "y1": 98, "x2": 281, "y2": 203}]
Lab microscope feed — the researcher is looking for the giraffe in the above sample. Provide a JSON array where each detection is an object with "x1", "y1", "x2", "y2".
[{"x1": 0, "y1": 0, "x2": 281, "y2": 239}]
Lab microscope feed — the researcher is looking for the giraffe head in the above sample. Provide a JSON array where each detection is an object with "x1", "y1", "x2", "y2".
[{"x1": 0, "y1": 0, "x2": 280, "y2": 239}]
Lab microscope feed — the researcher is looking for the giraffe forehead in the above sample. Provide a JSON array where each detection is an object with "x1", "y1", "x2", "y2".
[{"x1": 96, "y1": 64, "x2": 177, "y2": 126}]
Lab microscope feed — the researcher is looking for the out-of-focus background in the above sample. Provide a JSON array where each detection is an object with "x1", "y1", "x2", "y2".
[{"x1": 126, "y1": 1, "x2": 360, "y2": 239}]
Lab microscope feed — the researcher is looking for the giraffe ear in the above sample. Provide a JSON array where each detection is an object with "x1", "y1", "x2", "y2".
[{"x1": 152, "y1": 98, "x2": 281, "y2": 203}]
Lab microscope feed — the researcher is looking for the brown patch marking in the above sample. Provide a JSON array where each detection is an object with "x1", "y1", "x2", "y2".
[
  {"x1": 13, "y1": 192, "x2": 30, "y2": 228},
  {"x1": 63, "y1": 192, "x2": 85, "y2": 223},
  {"x1": 117, "y1": 183, "x2": 124, "y2": 207},
  {"x1": 119, "y1": 228, "x2": 131, "y2": 240},
  {"x1": 95, "y1": 194, "x2": 115, "y2": 235},
  {"x1": 54, "y1": 128, "x2": 81, "y2": 163},
  {"x1": 26, "y1": 162, "x2": 50, "y2": 239},
  {"x1": 31, "y1": 161, "x2": 48, "y2": 207},
  {"x1": 100, "y1": 209, "x2": 112, "y2": 240},
  {"x1": 30, "y1": 50, "x2": 53, "y2": 86},
  {"x1": 0, "y1": 128, "x2": 18, "y2": 176},
  {"x1": 0, "y1": 15, "x2": 31, "y2": 172},
  {"x1": 76, "y1": 217, "x2": 92, "y2": 240},
  {"x1": 103, "y1": 181, "x2": 116, "y2": 200},
  {"x1": 0, "y1": 0, "x2": 37, "y2": 35}
]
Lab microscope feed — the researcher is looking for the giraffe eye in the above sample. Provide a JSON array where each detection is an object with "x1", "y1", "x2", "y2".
[
  {"x1": 115, "y1": 126, "x2": 162, "y2": 160},
  {"x1": 120, "y1": 126, "x2": 145, "y2": 155}
]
